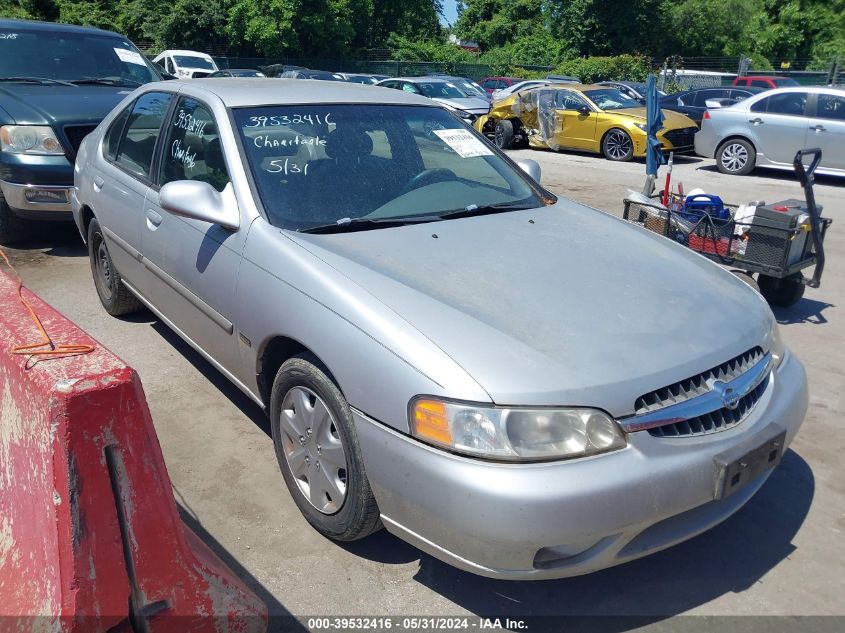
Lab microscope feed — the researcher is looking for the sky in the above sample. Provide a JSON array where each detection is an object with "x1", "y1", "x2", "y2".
[{"x1": 440, "y1": 0, "x2": 459, "y2": 27}]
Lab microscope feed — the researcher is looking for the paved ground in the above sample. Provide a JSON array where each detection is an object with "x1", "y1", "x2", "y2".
[{"x1": 5, "y1": 151, "x2": 844, "y2": 628}]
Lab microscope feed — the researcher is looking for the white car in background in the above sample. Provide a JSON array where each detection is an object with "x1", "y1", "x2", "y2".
[
  {"x1": 153, "y1": 50, "x2": 219, "y2": 79},
  {"x1": 492, "y1": 80, "x2": 551, "y2": 101},
  {"x1": 695, "y1": 86, "x2": 845, "y2": 176}
]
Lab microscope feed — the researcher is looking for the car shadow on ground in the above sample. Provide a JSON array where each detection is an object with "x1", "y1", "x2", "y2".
[
  {"x1": 695, "y1": 164, "x2": 845, "y2": 187},
  {"x1": 12, "y1": 221, "x2": 85, "y2": 257},
  {"x1": 774, "y1": 298, "x2": 834, "y2": 325},
  {"x1": 342, "y1": 449, "x2": 814, "y2": 627}
]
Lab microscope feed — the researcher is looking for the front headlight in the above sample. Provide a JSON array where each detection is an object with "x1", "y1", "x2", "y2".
[
  {"x1": 0, "y1": 125, "x2": 64, "y2": 155},
  {"x1": 769, "y1": 321, "x2": 786, "y2": 368},
  {"x1": 410, "y1": 398, "x2": 627, "y2": 461}
]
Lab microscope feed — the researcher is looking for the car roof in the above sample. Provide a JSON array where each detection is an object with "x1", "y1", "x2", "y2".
[
  {"x1": 0, "y1": 18, "x2": 123, "y2": 38},
  {"x1": 163, "y1": 78, "x2": 439, "y2": 108},
  {"x1": 159, "y1": 50, "x2": 214, "y2": 57},
  {"x1": 391, "y1": 77, "x2": 452, "y2": 83}
]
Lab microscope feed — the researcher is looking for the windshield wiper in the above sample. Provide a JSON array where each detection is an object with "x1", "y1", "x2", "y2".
[
  {"x1": 298, "y1": 216, "x2": 439, "y2": 235},
  {"x1": 0, "y1": 76, "x2": 76, "y2": 87},
  {"x1": 69, "y1": 78, "x2": 143, "y2": 87},
  {"x1": 438, "y1": 201, "x2": 536, "y2": 220}
]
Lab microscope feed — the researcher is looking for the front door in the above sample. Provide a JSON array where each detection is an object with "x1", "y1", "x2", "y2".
[
  {"x1": 141, "y1": 95, "x2": 245, "y2": 373},
  {"x1": 551, "y1": 90, "x2": 597, "y2": 150}
]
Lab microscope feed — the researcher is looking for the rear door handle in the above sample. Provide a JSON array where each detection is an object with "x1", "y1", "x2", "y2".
[
  {"x1": 748, "y1": 118, "x2": 764, "y2": 124},
  {"x1": 811, "y1": 125, "x2": 827, "y2": 132},
  {"x1": 145, "y1": 209, "x2": 163, "y2": 228}
]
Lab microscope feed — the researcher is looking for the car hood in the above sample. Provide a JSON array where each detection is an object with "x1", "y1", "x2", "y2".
[
  {"x1": 288, "y1": 203, "x2": 773, "y2": 416},
  {"x1": 432, "y1": 96, "x2": 490, "y2": 113},
  {"x1": 0, "y1": 84, "x2": 134, "y2": 125},
  {"x1": 602, "y1": 107, "x2": 695, "y2": 128}
]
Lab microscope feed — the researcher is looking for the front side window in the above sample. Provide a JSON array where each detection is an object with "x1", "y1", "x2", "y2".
[
  {"x1": 750, "y1": 92, "x2": 808, "y2": 116},
  {"x1": 555, "y1": 91, "x2": 589, "y2": 111},
  {"x1": 234, "y1": 105, "x2": 541, "y2": 232},
  {"x1": 113, "y1": 91, "x2": 173, "y2": 179},
  {"x1": 401, "y1": 83, "x2": 420, "y2": 94},
  {"x1": 160, "y1": 97, "x2": 230, "y2": 192},
  {"x1": 0, "y1": 28, "x2": 158, "y2": 86}
]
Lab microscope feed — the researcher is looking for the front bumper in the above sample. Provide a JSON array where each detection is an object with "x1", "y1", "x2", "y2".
[
  {"x1": 354, "y1": 351, "x2": 808, "y2": 579},
  {"x1": 0, "y1": 153, "x2": 74, "y2": 218}
]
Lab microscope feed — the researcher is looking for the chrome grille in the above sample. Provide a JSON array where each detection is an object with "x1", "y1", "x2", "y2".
[
  {"x1": 647, "y1": 374, "x2": 769, "y2": 438},
  {"x1": 635, "y1": 347, "x2": 764, "y2": 415},
  {"x1": 63, "y1": 124, "x2": 97, "y2": 158}
]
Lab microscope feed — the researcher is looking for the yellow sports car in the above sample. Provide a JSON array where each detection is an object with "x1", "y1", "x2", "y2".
[{"x1": 475, "y1": 84, "x2": 698, "y2": 161}]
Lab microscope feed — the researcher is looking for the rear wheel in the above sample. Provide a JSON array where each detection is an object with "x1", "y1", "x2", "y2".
[
  {"x1": 0, "y1": 195, "x2": 30, "y2": 245},
  {"x1": 88, "y1": 218, "x2": 143, "y2": 316},
  {"x1": 602, "y1": 129, "x2": 634, "y2": 161},
  {"x1": 494, "y1": 119, "x2": 515, "y2": 149},
  {"x1": 758, "y1": 273, "x2": 805, "y2": 307},
  {"x1": 716, "y1": 139, "x2": 756, "y2": 175}
]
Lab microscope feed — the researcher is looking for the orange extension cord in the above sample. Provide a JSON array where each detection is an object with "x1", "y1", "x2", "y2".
[{"x1": 0, "y1": 246, "x2": 95, "y2": 360}]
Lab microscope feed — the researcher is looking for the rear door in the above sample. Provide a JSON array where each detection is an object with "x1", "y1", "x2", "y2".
[
  {"x1": 806, "y1": 91, "x2": 845, "y2": 171},
  {"x1": 141, "y1": 94, "x2": 244, "y2": 372},
  {"x1": 95, "y1": 91, "x2": 174, "y2": 297},
  {"x1": 747, "y1": 91, "x2": 810, "y2": 164}
]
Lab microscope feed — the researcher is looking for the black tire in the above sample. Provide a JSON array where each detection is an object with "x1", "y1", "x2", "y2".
[
  {"x1": 602, "y1": 128, "x2": 634, "y2": 161},
  {"x1": 716, "y1": 138, "x2": 756, "y2": 175},
  {"x1": 730, "y1": 270, "x2": 760, "y2": 293},
  {"x1": 758, "y1": 273, "x2": 805, "y2": 307},
  {"x1": 270, "y1": 354, "x2": 381, "y2": 541},
  {"x1": 87, "y1": 218, "x2": 143, "y2": 316},
  {"x1": 494, "y1": 119, "x2": 515, "y2": 149},
  {"x1": 0, "y1": 195, "x2": 30, "y2": 245}
]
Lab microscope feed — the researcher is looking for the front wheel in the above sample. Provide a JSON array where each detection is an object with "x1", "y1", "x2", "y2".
[
  {"x1": 716, "y1": 139, "x2": 756, "y2": 175},
  {"x1": 0, "y1": 195, "x2": 30, "y2": 245},
  {"x1": 602, "y1": 129, "x2": 634, "y2": 161},
  {"x1": 270, "y1": 354, "x2": 381, "y2": 541},
  {"x1": 494, "y1": 119, "x2": 515, "y2": 149}
]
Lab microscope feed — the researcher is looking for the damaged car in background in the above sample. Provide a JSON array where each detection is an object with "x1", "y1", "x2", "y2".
[
  {"x1": 476, "y1": 84, "x2": 698, "y2": 160},
  {"x1": 73, "y1": 79, "x2": 808, "y2": 579}
]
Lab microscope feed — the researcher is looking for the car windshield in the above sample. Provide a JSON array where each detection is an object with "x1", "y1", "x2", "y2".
[
  {"x1": 234, "y1": 104, "x2": 541, "y2": 232},
  {"x1": 582, "y1": 88, "x2": 641, "y2": 110},
  {"x1": 452, "y1": 79, "x2": 486, "y2": 98},
  {"x1": 0, "y1": 28, "x2": 158, "y2": 85},
  {"x1": 418, "y1": 82, "x2": 468, "y2": 99},
  {"x1": 173, "y1": 55, "x2": 216, "y2": 70}
]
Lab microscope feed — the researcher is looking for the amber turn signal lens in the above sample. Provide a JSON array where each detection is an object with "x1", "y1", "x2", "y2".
[{"x1": 412, "y1": 399, "x2": 452, "y2": 444}]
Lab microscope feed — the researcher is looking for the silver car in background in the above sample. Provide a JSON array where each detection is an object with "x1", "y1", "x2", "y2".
[
  {"x1": 376, "y1": 76, "x2": 490, "y2": 123},
  {"x1": 695, "y1": 86, "x2": 845, "y2": 176},
  {"x1": 73, "y1": 79, "x2": 807, "y2": 579}
]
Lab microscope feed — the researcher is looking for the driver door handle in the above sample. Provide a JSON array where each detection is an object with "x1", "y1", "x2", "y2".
[
  {"x1": 748, "y1": 118, "x2": 764, "y2": 124},
  {"x1": 811, "y1": 125, "x2": 827, "y2": 132}
]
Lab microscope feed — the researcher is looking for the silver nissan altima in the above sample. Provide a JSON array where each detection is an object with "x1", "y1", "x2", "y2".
[{"x1": 72, "y1": 79, "x2": 808, "y2": 580}]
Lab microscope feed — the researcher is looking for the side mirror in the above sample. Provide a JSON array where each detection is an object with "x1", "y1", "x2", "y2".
[
  {"x1": 516, "y1": 159, "x2": 541, "y2": 183},
  {"x1": 159, "y1": 180, "x2": 239, "y2": 230},
  {"x1": 577, "y1": 106, "x2": 591, "y2": 116}
]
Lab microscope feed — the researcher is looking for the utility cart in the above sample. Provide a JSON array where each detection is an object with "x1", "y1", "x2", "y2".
[{"x1": 623, "y1": 149, "x2": 832, "y2": 307}]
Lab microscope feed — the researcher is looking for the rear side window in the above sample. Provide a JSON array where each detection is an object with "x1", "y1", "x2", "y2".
[
  {"x1": 693, "y1": 89, "x2": 727, "y2": 107},
  {"x1": 104, "y1": 106, "x2": 130, "y2": 161},
  {"x1": 817, "y1": 93, "x2": 845, "y2": 121},
  {"x1": 751, "y1": 79, "x2": 772, "y2": 89},
  {"x1": 114, "y1": 91, "x2": 173, "y2": 179},
  {"x1": 159, "y1": 97, "x2": 230, "y2": 192},
  {"x1": 750, "y1": 92, "x2": 808, "y2": 116}
]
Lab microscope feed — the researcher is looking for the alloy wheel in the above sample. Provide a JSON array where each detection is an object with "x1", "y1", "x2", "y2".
[
  {"x1": 279, "y1": 386, "x2": 348, "y2": 514},
  {"x1": 605, "y1": 130, "x2": 632, "y2": 160},
  {"x1": 721, "y1": 143, "x2": 749, "y2": 172}
]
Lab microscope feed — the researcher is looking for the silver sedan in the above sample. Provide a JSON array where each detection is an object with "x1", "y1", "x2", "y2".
[
  {"x1": 73, "y1": 79, "x2": 807, "y2": 579},
  {"x1": 695, "y1": 85, "x2": 845, "y2": 176}
]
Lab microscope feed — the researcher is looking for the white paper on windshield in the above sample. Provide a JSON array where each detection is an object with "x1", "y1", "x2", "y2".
[
  {"x1": 433, "y1": 129, "x2": 493, "y2": 158},
  {"x1": 114, "y1": 48, "x2": 146, "y2": 66}
]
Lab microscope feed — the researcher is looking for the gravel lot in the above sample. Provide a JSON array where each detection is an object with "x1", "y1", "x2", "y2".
[{"x1": 5, "y1": 150, "x2": 844, "y2": 629}]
